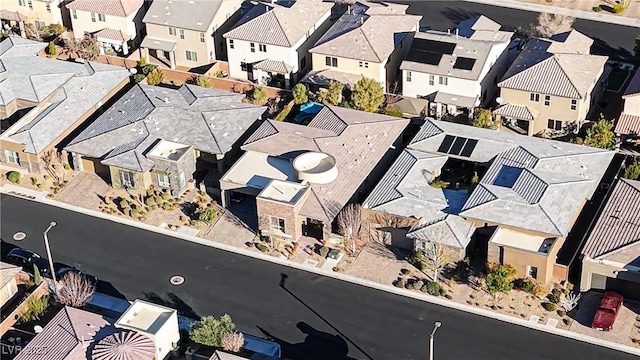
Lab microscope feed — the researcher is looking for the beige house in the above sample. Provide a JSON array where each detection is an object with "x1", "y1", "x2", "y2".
[
  {"x1": 580, "y1": 179, "x2": 640, "y2": 300},
  {"x1": 141, "y1": 0, "x2": 244, "y2": 70},
  {"x1": 614, "y1": 69, "x2": 640, "y2": 143},
  {"x1": 223, "y1": 0, "x2": 334, "y2": 89},
  {"x1": 0, "y1": 262, "x2": 21, "y2": 308},
  {"x1": 66, "y1": 0, "x2": 146, "y2": 55},
  {"x1": 1, "y1": 0, "x2": 65, "y2": 31},
  {"x1": 0, "y1": 37, "x2": 131, "y2": 174},
  {"x1": 494, "y1": 30, "x2": 608, "y2": 137},
  {"x1": 303, "y1": 1, "x2": 421, "y2": 92}
]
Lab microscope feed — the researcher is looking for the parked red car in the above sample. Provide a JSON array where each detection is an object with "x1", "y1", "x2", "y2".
[{"x1": 591, "y1": 291, "x2": 623, "y2": 331}]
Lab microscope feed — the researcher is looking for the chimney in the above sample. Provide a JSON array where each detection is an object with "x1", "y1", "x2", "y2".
[
  {"x1": 360, "y1": 17, "x2": 363, "y2": 25},
  {"x1": 164, "y1": 97, "x2": 169, "y2": 103},
  {"x1": 455, "y1": 28, "x2": 459, "y2": 39},
  {"x1": 447, "y1": 28, "x2": 450, "y2": 35},
  {"x1": 81, "y1": 337, "x2": 87, "y2": 349}
]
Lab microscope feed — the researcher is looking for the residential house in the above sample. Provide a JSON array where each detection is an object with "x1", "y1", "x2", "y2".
[
  {"x1": 400, "y1": 16, "x2": 512, "y2": 119},
  {"x1": 223, "y1": 0, "x2": 334, "y2": 89},
  {"x1": 614, "y1": 69, "x2": 640, "y2": 145},
  {"x1": 302, "y1": 1, "x2": 421, "y2": 92},
  {"x1": 15, "y1": 300, "x2": 179, "y2": 360},
  {"x1": 0, "y1": 262, "x2": 21, "y2": 307},
  {"x1": 1, "y1": 0, "x2": 65, "y2": 32},
  {"x1": 141, "y1": 0, "x2": 245, "y2": 70},
  {"x1": 65, "y1": 0, "x2": 146, "y2": 55},
  {"x1": 494, "y1": 30, "x2": 608, "y2": 136},
  {"x1": 365, "y1": 117, "x2": 614, "y2": 284},
  {"x1": 65, "y1": 84, "x2": 265, "y2": 196},
  {"x1": 220, "y1": 105, "x2": 409, "y2": 243},
  {"x1": 580, "y1": 178, "x2": 640, "y2": 300},
  {"x1": 0, "y1": 37, "x2": 131, "y2": 174}
]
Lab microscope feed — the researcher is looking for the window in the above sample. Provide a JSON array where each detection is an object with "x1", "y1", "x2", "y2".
[
  {"x1": 168, "y1": 27, "x2": 176, "y2": 36},
  {"x1": 270, "y1": 216, "x2": 285, "y2": 232},
  {"x1": 358, "y1": 61, "x2": 368, "y2": 68},
  {"x1": 72, "y1": 9, "x2": 77, "y2": 19},
  {"x1": 4, "y1": 150, "x2": 19, "y2": 165},
  {"x1": 179, "y1": 29, "x2": 185, "y2": 39},
  {"x1": 120, "y1": 170, "x2": 135, "y2": 188},
  {"x1": 199, "y1": 32, "x2": 205, "y2": 43},
  {"x1": 439, "y1": 76, "x2": 448, "y2": 85},
  {"x1": 547, "y1": 119, "x2": 562, "y2": 131},
  {"x1": 46, "y1": 3, "x2": 50, "y2": 12},
  {"x1": 300, "y1": 56, "x2": 306, "y2": 69},
  {"x1": 325, "y1": 56, "x2": 337, "y2": 67},
  {"x1": 428, "y1": 74, "x2": 434, "y2": 86},
  {"x1": 250, "y1": 42, "x2": 255, "y2": 53},
  {"x1": 544, "y1": 95, "x2": 551, "y2": 107},
  {"x1": 526, "y1": 265, "x2": 538, "y2": 279},
  {"x1": 18, "y1": 0, "x2": 25, "y2": 6},
  {"x1": 35, "y1": 21, "x2": 45, "y2": 30},
  {"x1": 98, "y1": 13, "x2": 106, "y2": 22},
  {"x1": 258, "y1": 44, "x2": 266, "y2": 52},
  {"x1": 406, "y1": 71, "x2": 412, "y2": 82},
  {"x1": 91, "y1": 12, "x2": 96, "y2": 22},
  {"x1": 530, "y1": 93, "x2": 540, "y2": 102},
  {"x1": 185, "y1": 50, "x2": 198, "y2": 61},
  {"x1": 229, "y1": 39, "x2": 234, "y2": 49},
  {"x1": 27, "y1": 0, "x2": 32, "y2": 9},
  {"x1": 570, "y1": 99, "x2": 577, "y2": 111},
  {"x1": 157, "y1": 173, "x2": 171, "y2": 188}
]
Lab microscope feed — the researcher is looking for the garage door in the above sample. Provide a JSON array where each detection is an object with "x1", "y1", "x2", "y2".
[
  {"x1": 81, "y1": 157, "x2": 110, "y2": 180},
  {"x1": 592, "y1": 273, "x2": 640, "y2": 301}
]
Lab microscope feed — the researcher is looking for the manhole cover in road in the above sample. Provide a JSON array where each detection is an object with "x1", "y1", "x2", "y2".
[
  {"x1": 13, "y1": 232, "x2": 26, "y2": 241},
  {"x1": 170, "y1": 276, "x2": 184, "y2": 286}
]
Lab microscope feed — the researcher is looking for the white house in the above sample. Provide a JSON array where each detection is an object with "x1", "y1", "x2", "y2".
[
  {"x1": 400, "y1": 16, "x2": 512, "y2": 119},
  {"x1": 223, "y1": 0, "x2": 333, "y2": 89}
]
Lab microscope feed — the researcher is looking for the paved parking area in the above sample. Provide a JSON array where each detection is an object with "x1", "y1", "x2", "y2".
[
  {"x1": 203, "y1": 206, "x2": 256, "y2": 248},
  {"x1": 343, "y1": 241, "x2": 410, "y2": 285},
  {"x1": 56, "y1": 172, "x2": 111, "y2": 209}
]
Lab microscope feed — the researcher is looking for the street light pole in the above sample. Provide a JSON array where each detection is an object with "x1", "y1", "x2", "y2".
[
  {"x1": 43, "y1": 222, "x2": 57, "y2": 284},
  {"x1": 429, "y1": 321, "x2": 442, "y2": 360}
]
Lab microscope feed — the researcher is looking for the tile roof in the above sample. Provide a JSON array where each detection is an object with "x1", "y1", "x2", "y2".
[
  {"x1": 94, "y1": 28, "x2": 131, "y2": 42},
  {"x1": 65, "y1": 84, "x2": 265, "y2": 172},
  {"x1": 143, "y1": 0, "x2": 223, "y2": 32},
  {"x1": 582, "y1": 179, "x2": 640, "y2": 259},
  {"x1": 623, "y1": 69, "x2": 640, "y2": 98},
  {"x1": 15, "y1": 307, "x2": 114, "y2": 360},
  {"x1": 493, "y1": 103, "x2": 539, "y2": 121},
  {"x1": 65, "y1": 0, "x2": 143, "y2": 17},
  {"x1": 239, "y1": 105, "x2": 409, "y2": 222},
  {"x1": 498, "y1": 31, "x2": 607, "y2": 99},
  {"x1": 615, "y1": 113, "x2": 640, "y2": 135},
  {"x1": 0, "y1": 261, "x2": 21, "y2": 288},
  {"x1": 223, "y1": 0, "x2": 333, "y2": 47},
  {"x1": 309, "y1": 1, "x2": 421, "y2": 62},
  {"x1": 253, "y1": 59, "x2": 293, "y2": 74}
]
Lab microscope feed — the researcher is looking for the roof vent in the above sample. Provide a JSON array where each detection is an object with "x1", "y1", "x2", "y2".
[
  {"x1": 152, "y1": 14, "x2": 158, "y2": 18},
  {"x1": 164, "y1": 5, "x2": 169, "y2": 9},
  {"x1": 166, "y1": 11, "x2": 171, "y2": 15}
]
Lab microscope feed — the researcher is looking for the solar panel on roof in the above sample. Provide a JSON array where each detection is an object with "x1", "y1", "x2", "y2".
[
  {"x1": 406, "y1": 49, "x2": 443, "y2": 65},
  {"x1": 412, "y1": 38, "x2": 456, "y2": 55},
  {"x1": 437, "y1": 135, "x2": 455, "y2": 153},
  {"x1": 449, "y1": 137, "x2": 468, "y2": 156},
  {"x1": 460, "y1": 139, "x2": 478, "y2": 157},
  {"x1": 453, "y1": 57, "x2": 476, "y2": 71}
]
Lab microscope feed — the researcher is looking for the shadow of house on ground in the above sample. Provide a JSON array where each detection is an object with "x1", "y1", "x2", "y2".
[
  {"x1": 143, "y1": 291, "x2": 200, "y2": 319},
  {"x1": 439, "y1": 7, "x2": 482, "y2": 24}
]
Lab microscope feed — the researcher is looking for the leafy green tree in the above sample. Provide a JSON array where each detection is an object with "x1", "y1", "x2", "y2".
[
  {"x1": 197, "y1": 76, "x2": 213, "y2": 88},
  {"x1": 316, "y1": 81, "x2": 343, "y2": 106},
  {"x1": 189, "y1": 314, "x2": 236, "y2": 347},
  {"x1": 351, "y1": 77, "x2": 384, "y2": 112},
  {"x1": 584, "y1": 118, "x2": 615, "y2": 149},
  {"x1": 250, "y1": 86, "x2": 268, "y2": 105},
  {"x1": 292, "y1": 83, "x2": 308, "y2": 105},
  {"x1": 473, "y1": 108, "x2": 498, "y2": 129},
  {"x1": 623, "y1": 156, "x2": 640, "y2": 180},
  {"x1": 47, "y1": 42, "x2": 57, "y2": 56},
  {"x1": 146, "y1": 69, "x2": 165, "y2": 86},
  {"x1": 485, "y1": 263, "x2": 517, "y2": 297}
]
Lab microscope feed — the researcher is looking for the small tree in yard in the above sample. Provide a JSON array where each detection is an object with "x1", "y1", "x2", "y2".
[
  {"x1": 473, "y1": 108, "x2": 498, "y2": 129},
  {"x1": 293, "y1": 83, "x2": 308, "y2": 105},
  {"x1": 485, "y1": 262, "x2": 517, "y2": 298},
  {"x1": 421, "y1": 227, "x2": 452, "y2": 282},
  {"x1": 196, "y1": 76, "x2": 213, "y2": 88},
  {"x1": 47, "y1": 42, "x2": 57, "y2": 56},
  {"x1": 221, "y1": 331, "x2": 244, "y2": 353},
  {"x1": 534, "y1": 13, "x2": 575, "y2": 38},
  {"x1": 316, "y1": 81, "x2": 343, "y2": 106},
  {"x1": 250, "y1": 87, "x2": 268, "y2": 105},
  {"x1": 623, "y1": 156, "x2": 640, "y2": 180},
  {"x1": 584, "y1": 118, "x2": 615, "y2": 149},
  {"x1": 55, "y1": 272, "x2": 96, "y2": 308},
  {"x1": 351, "y1": 77, "x2": 384, "y2": 112},
  {"x1": 65, "y1": 35, "x2": 100, "y2": 61},
  {"x1": 190, "y1": 314, "x2": 235, "y2": 347},
  {"x1": 146, "y1": 69, "x2": 165, "y2": 86},
  {"x1": 337, "y1": 204, "x2": 362, "y2": 254}
]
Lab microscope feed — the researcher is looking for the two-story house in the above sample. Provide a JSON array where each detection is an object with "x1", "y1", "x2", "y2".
[
  {"x1": 494, "y1": 30, "x2": 608, "y2": 136},
  {"x1": 66, "y1": 0, "x2": 146, "y2": 55},
  {"x1": 400, "y1": 16, "x2": 512, "y2": 119},
  {"x1": 614, "y1": 69, "x2": 640, "y2": 145},
  {"x1": 1, "y1": 0, "x2": 65, "y2": 32},
  {"x1": 302, "y1": 1, "x2": 421, "y2": 92},
  {"x1": 141, "y1": 0, "x2": 244, "y2": 70},
  {"x1": 223, "y1": 0, "x2": 334, "y2": 89}
]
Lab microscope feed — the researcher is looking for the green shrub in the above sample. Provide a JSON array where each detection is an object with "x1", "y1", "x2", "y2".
[
  {"x1": 274, "y1": 104, "x2": 292, "y2": 121},
  {"x1": 19, "y1": 295, "x2": 49, "y2": 323},
  {"x1": 425, "y1": 281, "x2": 441, "y2": 296},
  {"x1": 453, "y1": 258, "x2": 470, "y2": 280},
  {"x1": 7, "y1": 171, "x2": 20, "y2": 183},
  {"x1": 438, "y1": 288, "x2": 447, "y2": 297},
  {"x1": 338, "y1": 100, "x2": 352, "y2": 109},
  {"x1": 130, "y1": 209, "x2": 140, "y2": 218},
  {"x1": 63, "y1": 163, "x2": 71, "y2": 170},
  {"x1": 319, "y1": 246, "x2": 329, "y2": 258},
  {"x1": 145, "y1": 197, "x2": 156, "y2": 206},
  {"x1": 161, "y1": 191, "x2": 171, "y2": 200},
  {"x1": 404, "y1": 282, "x2": 413, "y2": 289},
  {"x1": 542, "y1": 302, "x2": 557, "y2": 312},
  {"x1": 548, "y1": 289, "x2": 563, "y2": 304},
  {"x1": 250, "y1": 87, "x2": 268, "y2": 105},
  {"x1": 393, "y1": 279, "x2": 404, "y2": 288},
  {"x1": 414, "y1": 280, "x2": 424, "y2": 289},
  {"x1": 485, "y1": 262, "x2": 517, "y2": 295},
  {"x1": 196, "y1": 206, "x2": 217, "y2": 224},
  {"x1": 196, "y1": 76, "x2": 213, "y2": 88},
  {"x1": 382, "y1": 106, "x2": 403, "y2": 117},
  {"x1": 292, "y1": 83, "x2": 308, "y2": 105},
  {"x1": 444, "y1": 294, "x2": 453, "y2": 300},
  {"x1": 592, "y1": 5, "x2": 602, "y2": 12},
  {"x1": 133, "y1": 73, "x2": 146, "y2": 83},
  {"x1": 154, "y1": 195, "x2": 164, "y2": 204},
  {"x1": 31, "y1": 177, "x2": 38, "y2": 185},
  {"x1": 613, "y1": 3, "x2": 625, "y2": 13},
  {"x1": 429, "y1": 179, "x2": 448, "y2": 189},
  {"x1": 146, "y1": 69, "x2": 165, "y2": 86},
  {"x1": 407, "y1": 251, "x2": 426, "y2": 271},
  {"x1": 141, "y1": 63, "x2": 156, "y2": 75},
  {"x1": 256, "y1": 243, "x2": 269, "y2": 252},
  {"x1": 119, "y1": 198, "x2": 130, "y2": 209},
  {"x1": 47, "y1": 41, "x2": 57, "y2": 56},
  {"x1": 512, "y1": 278, "x2": 535, "y2": 293},
  {"x1": 557, "y1": 309, "x2": 566, "y2": 317},
  {"x1": 189, "y1": 314, "x2": 235, "y2": 347},
  {"x1": 400, "y1": 268, "x2": 411, "y2": 275}
]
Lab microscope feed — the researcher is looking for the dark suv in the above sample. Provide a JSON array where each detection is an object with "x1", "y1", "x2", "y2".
[{"x1": 6, "y1": 248, "x2": 51, "y2": 277}]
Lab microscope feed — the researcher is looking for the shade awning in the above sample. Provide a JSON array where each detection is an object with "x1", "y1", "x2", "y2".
[
  {"x1": 300, "y1": 69, "x2": 363, "y2": 87},
  {"x1": 493, "y1": 103, "x2": 539, "y2": 121},
  {"x1": 393, "y1": 97, "x2": 429, "y2": 115},
  {"x1": 140, "y1": 37, "x2": 176, "y2": 52},
  {"x1": 0, "y1": 10, "x2": 27, "y2": 22},
  {"x1": 94, "y1": 28, "x2": 131, "y2": 43},
  {"x1": 433, "y1": 91, "x2": 477, "y2": 109},
  {"x1": 253, "y1": 59, "x2": 293, "y2": 74}
]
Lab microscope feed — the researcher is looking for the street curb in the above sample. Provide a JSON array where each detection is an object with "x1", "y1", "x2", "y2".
[
  {"x1": 462, "y1": 0, "x2": 640, "y2": 28},
  {"x1": 2, "y1": 189, "x2": 640, "y2": 357}
]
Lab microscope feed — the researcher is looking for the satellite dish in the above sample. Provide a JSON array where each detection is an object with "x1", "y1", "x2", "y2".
[
  {"x1": 34, "y1": 325, "x2": 44, "y2": 334},
  {"x1": 496, "y1": 97, "x2": 504, "y2": 105},
  {"x1": 129, "y1": 68, "x2": 138, "y2": 75}
]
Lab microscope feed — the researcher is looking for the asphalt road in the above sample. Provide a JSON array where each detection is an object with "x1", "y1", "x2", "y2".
[
  {"x1": 0, "y1": 195, "x2": 637, "y2": 360},
  {"x1": 390, "y1": 0, "x2": 639, "y2": 62}
]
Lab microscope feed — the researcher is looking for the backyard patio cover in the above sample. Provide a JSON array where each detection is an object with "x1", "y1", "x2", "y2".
[{"x1": 140, "y1": 37, "x2": 176, "y2": 52}]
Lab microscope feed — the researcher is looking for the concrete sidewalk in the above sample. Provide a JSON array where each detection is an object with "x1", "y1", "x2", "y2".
[{"x1": 464, "y1": 0, "x2": 640, "y2": 27}]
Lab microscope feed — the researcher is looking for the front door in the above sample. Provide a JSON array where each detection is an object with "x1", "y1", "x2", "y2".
[{"x1": 303, "y1": 218, "x2": 323, "y2": 240}]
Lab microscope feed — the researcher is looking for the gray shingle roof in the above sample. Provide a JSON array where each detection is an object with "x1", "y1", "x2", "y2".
[
  {"x1": 582, "y1": 179, "x2": 640, "y2": 259},
  {"x1": 65, "y1": 84, "x2": 265, "y2": 172},
  {"x1": 143, "y1": 0, "x2": 222, "y2": 32},
  {"x1": 223, "y1": 0, "x2": 333, "y2": 47}
]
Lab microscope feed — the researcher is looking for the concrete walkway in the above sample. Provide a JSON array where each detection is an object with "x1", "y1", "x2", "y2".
[{"x1": 465, "y1": 0, "x2": 640, "y2": 27}]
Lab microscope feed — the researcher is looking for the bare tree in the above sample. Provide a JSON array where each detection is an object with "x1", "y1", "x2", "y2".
[
  {"x1": 54, "y1": 272, "x2": 96, "y2": 308},
  {"x1": 337, "y1": 204, "x2": 363, "y2": 254},
  {"x1": 221, "y1": 331, "x2": 244, "y2": 353},
  {"x1": 534, "y1": 13, "x2": 575, "y2": 38},
  {"x1": 65, "y1": 35, "x2": 100, "y2": 61},
  {"x1": 42, "y1": 150, "x2": 61, "y2": 184},
  {"x1": 561, "y1": 292, "x2": 581, "y2": 312},
  {"x1": 421, "y1": 227, "x2": 452, "y2": 282}
]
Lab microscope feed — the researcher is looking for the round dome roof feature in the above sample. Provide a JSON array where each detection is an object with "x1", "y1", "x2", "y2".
[
  {"x1": 293, "y1": 152, "x2": 338, "y2": 185},
  {"x1": 92, "y1": 330, "x2": 155, "y2": 360}
]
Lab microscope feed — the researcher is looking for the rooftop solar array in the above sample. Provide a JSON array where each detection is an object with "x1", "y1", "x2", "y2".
[
  {"x1": 405, "y1": 38, "x2": 457, "y2": 66},
  {"x1": 437, "y1": 135, "x2": 478, "y2": 157},
  {"x1": 453, "y1": 57, "x2": 476, "y2": 71}
]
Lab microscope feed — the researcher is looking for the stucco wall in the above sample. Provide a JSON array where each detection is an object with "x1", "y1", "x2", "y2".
[
  {"x1": 624, "y1": 96, "x2": 640, "y2": 115},
  {"x1": 5, "y1": 0, "x2": 64, "y2": 26},
  {"x1": 109, "y1": 165, "x2": 152, "y2": 192},
  {"x1": 0, "y1": 277, "x2": 18, "y2": 308},
  {"x1": 311, "y1": 53, "x2": 383, "y2": 84},
  {"x1": 70, "y1": 8, "x2": 136, "y2": 39}
]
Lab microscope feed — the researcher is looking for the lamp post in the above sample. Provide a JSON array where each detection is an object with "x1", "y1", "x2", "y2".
[
  {"x1": 43, "y1": 222, "x2": 57, "y2": 284},
  {"x1": 429, "y1": 321, "x2": 442, "y2": 360}
]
